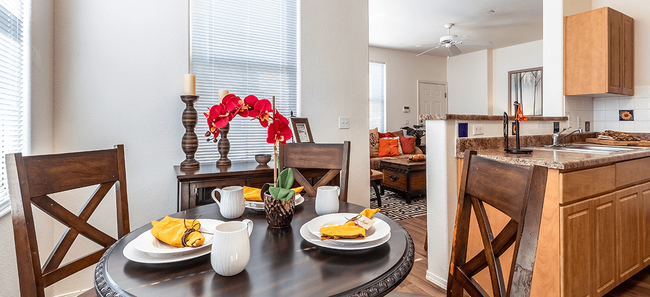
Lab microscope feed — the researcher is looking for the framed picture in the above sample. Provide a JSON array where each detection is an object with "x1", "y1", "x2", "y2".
[
  {"x1": 291, "y1": 117, "x2": 313, "y2": 143},
  {"x1": 509, "y1": 67, "x2": 543, "y2": 116}
]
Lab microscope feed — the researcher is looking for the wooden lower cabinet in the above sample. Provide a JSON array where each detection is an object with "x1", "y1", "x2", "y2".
[
  {"x1": 593, "y1": 193, "x2": 617, "y2": 296},
  {"x1": 560, "y1": 183, "x2": 650, "y2": 297},
  {"x1": 616, "y1": 186, "x2": 642, "y2": 281},
  {"x1": 560, "y1": 193, "x2": 617, "y2": 297},
  {"x1": 561, "y1": 198, "x2": 594, "y2": 297}
]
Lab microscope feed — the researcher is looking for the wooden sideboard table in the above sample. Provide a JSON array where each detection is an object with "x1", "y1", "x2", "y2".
[
  {"x1": 175, "y1": 161, "x2": 273, "y2": 211},
  {"x1": 175, "y1": 161, "x2": 334, "y2": 211},
  {"x1": 380, "y1": 159, "x2": 426, "y2": 204}
]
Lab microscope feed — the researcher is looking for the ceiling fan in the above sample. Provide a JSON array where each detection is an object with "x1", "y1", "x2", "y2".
[{"x1": 416, "y1": 23, "x2": 492, "y2": 57}]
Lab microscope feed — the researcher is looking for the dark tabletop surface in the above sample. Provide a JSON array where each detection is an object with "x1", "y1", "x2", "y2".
[{"x1": 95, "y1": 198, "x2": 414, "y2": 297}]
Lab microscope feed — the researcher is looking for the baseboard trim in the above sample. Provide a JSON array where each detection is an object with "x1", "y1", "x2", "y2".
[{"x1": 426, "y1": 270, "x2": 447, "y2": 289}]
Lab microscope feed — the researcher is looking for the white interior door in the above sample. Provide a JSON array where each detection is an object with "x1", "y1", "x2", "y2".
[{"x1": 419, "y1": 82, "x2": 447, "y2": 121}]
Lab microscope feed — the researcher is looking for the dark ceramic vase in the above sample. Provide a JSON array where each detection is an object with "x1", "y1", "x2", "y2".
[{"x1": 263, "y1": 191, "x2": 295, "y2": 228}]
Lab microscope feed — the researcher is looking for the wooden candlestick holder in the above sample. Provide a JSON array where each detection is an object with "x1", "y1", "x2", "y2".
[
  {"x1": 180, "y1": 95, "x2": 200, "y2": 169},
  {"x1": 216, "y1": 123, "x2": 231, "y2": 166}
]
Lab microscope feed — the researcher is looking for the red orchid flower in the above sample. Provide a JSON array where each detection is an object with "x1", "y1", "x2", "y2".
[
  {"x1": 238, "y1": 95, "x2": 258, "y2": 118},
  {"x1": 250, "y1": 99, "x2": 273, "y2": 127},
  {"x1": 204, "y1": 103, "x2": 230, "y2": 137},
  {"x1": 266, "y1": 111, "x2": 293, "y2": 145},
  {"x1": 222, "y1": 94, "x2": 244, "y2": 120}
]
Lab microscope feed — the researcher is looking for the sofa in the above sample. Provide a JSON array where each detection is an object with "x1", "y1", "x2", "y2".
[{"x1": 369, "y1": 129, "x2": 424, "y2": 170}]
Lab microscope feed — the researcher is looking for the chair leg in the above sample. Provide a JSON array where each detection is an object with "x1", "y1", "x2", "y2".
[{"x1": 371, "y1": 181, "x2": 382, "y2": 208}]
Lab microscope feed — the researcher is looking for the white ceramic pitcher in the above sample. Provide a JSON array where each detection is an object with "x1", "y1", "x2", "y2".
[
  {"x1": 315, "y1": 185, "x2": 340, "y2": 215},
  {"x1": 210, "y1": 219, "x2": 254, "y2": 276},
  {"x1": 211, "y1": 186, "x2": 245, "y2": 219}
]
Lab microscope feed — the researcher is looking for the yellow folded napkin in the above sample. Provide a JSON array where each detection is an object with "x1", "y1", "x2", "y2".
[
  {"x1": 243, "y1": 186, "x2": 304, "y2": 202},
  {"x1": 319, "y1": 208, "x2": 380, "y2": 240},
  {"x1": 151, "y1": 216, "x2": 205, "y2": 247}
]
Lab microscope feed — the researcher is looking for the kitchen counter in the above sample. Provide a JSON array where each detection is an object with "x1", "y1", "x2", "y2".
[{"x1": 468, "y1": 146, "x2": 650, "y2": 170}]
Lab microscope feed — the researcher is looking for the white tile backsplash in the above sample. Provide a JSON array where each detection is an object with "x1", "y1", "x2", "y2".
[
  {"x1": 605, "y1": 110, "x2": 619, "y2": 121},
  {"x1": 635, "y1": 98, "x2": 649, "y2": 110},
  {"x1": 605, "y1": 99, "x2": 619, "y2": 111},
  {"x1": 620, "y1": 98, "x2": 635, "y2": 109},
  {"x1": 619, "y1": 121, "x2": 635, "y2": 132},
  {"x1": 591, "y1": 87, "x2": 650, "y2": 132},
  {"x1": 605, "y1": 121, "x2": 620, "y2": 130}
]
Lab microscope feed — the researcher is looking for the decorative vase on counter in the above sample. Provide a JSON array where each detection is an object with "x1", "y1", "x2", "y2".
[{"x1": 264, "y1": 191, "x2": 295, "y2": 228}]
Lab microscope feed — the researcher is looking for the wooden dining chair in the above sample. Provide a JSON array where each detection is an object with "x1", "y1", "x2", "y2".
[
  {"x1": 278, "y1": 141, "x2": 351, "y2": 201},
  {"x1": 5, "y1": 145, "x2": 130, "y2": 297},
  {"x1": 448, "y1": 150, "x2": 548, "y2": 297}
]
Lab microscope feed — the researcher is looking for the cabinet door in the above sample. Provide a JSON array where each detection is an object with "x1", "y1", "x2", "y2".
[
  {"x1": 608, "y1": 9, "x2": 623, "y2": 94},
  {"x1": 592, "y1": 193, "x2": 617, "y2": 296},
  {"x1": 561, "y1": 199, "x2": 593, "y2": 297},
  {"x1": 640, "y1": 183, "x2": 650, "y2": 266},
  {"x1": 622, "y1": 14, "x2": 634, "y2": 95},
  {"x1": 616, "y1": 186, "x2": 642, "y2": 281}
]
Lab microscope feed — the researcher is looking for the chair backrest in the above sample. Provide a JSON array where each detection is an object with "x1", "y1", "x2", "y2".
[
  {"x1": 6, "y1": 145, "x2": 130, "y2": 297},
  {"x1": 278, "y1": 142, "x2": 351, "y2": 201},
  {"x1": 447, "y1": 150, "x2": 548, "y2": 297}
]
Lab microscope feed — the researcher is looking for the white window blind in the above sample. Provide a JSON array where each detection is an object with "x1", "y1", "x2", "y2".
[
  {"x1": 369, "y1": 61, "x2": 385, "y2": 132},
  {"x1": 191, "y1": 0, "x2": 298, "y2": 162},
  {"x1": 0, "y1": 0, "x2": 26, "y2": 214}
]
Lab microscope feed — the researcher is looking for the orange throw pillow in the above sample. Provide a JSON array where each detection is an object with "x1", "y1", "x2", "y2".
[
  {"x1": 378, "y1": 138, "x2": 400, "y2": 157},
  {"x1": 399, "y1": 136, "x2": 416, "y2": 154},
  {"x1": 378, "y1": 132, "x2": 396, "y2": 138}
]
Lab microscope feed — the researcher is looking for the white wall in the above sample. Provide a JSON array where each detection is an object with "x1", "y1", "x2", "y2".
[
  {"x1": 301, "y1": 0, "x2": 370, "y2": 207},
  {"x1": 543, "y1": 0, "x2": 565, "y2": 116},
  {"x1": 0, "y1": 0, "x2": 54, "y2": 296},
  {"x1": 49, "y1": 1, "x2": 189, "y2": 295},
  {"x1": 368, "y1": 46, "x2": 446, "y2": 131},
  {"x1": 492, "y1": 40, "x2": 543, "y2": 115},
  {"x1": 447, "y1": 50, "x2": 489, "y2": 115}
]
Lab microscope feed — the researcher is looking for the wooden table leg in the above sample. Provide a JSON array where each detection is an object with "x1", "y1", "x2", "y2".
[{"x1": 179, "y1": 182, "x2": 190, "y2": 211}]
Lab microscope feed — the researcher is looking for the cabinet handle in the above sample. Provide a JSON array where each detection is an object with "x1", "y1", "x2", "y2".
[{"x1": 389, "y1": 174, "x2": 399, "y2": 182}]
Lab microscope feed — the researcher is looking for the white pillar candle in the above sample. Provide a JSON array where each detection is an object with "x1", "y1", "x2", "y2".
[
  {"x1": 184, "y1": 74, "x2": 196, "y2": 95},
  {"x1": 218, "y1": 90, "x2": 229, "y2": 101}
]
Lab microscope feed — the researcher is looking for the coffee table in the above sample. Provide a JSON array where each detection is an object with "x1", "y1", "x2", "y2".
[{"x1": 380, "y1": 159, "x2": 426, "y2": 203}]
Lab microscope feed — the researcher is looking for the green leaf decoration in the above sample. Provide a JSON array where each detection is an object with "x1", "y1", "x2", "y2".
[
  {"x1": 277, "y1": 168, "x2": 294, "y2": 189},
  {"x1": 269, "y1": 187, "x2": 295, "y2": 201}
]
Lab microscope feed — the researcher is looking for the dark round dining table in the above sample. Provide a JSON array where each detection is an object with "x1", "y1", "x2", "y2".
[{"x1": 94, "y1": 198, "x2": 414, "y2": 297}]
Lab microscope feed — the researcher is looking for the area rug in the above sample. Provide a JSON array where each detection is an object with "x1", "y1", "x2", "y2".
[{"x1": 370, "y1": 191, "x2": 426, "y2": 221}]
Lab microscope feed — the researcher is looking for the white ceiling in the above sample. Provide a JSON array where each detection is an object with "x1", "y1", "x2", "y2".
[{"x1": 369, "y1": 0, "x2": 543, "y2": 57}]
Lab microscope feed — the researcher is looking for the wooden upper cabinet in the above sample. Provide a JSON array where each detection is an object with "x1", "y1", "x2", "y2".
[{"x1": 564, "y1": 7, "x2": 634, "y2": 96}]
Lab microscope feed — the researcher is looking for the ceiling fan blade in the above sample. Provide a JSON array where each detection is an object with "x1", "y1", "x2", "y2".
[
  {"x1": 416, "y1": 44, "x2": 443, "y2": 57},
  {"x1": 458, "y1": 40, "x2": 493, "y2": 46},
  {"x1": 448, "y1": 44, "x2": 461, "y2": 56}
]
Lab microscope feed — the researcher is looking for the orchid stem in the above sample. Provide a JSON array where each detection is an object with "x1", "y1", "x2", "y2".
[{"x1": 273, "y1": 143, "x2": 278, "y2": 188}]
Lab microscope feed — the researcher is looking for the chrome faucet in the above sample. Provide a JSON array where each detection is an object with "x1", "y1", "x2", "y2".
[{"x1": 552, "y1": 127, "x2": 583, "y2": 145}]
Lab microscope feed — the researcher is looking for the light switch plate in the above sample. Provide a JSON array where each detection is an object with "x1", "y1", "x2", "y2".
[
  {"x1": 339, "y1": 117, "x2": 349, "y2": 129},
  {"x1": 404, "y1": 119, "x2": 409, "y2": 125}
]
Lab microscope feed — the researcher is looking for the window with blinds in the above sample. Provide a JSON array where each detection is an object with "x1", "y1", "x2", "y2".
[
  {"x1": 190, "y1": 0, "x2": 298, "y2": 162},
  {"x1": 0, "y1": 0, "x2": 26, "y2": 214},
  {"x1": 369, "y1": 61, "x2": 386, "y2": 132}
]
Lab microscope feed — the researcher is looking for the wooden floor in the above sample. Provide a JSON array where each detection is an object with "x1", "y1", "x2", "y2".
[
  {"x1": 392, "y1": 215, "x2": 446, "y2": 296},
  {"x1": 393, "y1": 215, "x2": 650, "y2": 297}
]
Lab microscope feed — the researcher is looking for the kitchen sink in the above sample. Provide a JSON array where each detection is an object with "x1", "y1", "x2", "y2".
[{"x1": 532, "y1": 143, "x2": 650, "y2": 154}]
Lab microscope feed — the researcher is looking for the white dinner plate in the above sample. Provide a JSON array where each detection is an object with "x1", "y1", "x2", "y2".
[
  {"x1": 299, "y1": 222, "x2": 391, "y2": 251},
  {"x1": 306, "y1": 213, "x2": 390, "y2": 244},
  {"x1": 123, "y1": 236, "x2": 212, "y2": 264},
  {"x1": 132, "y1": 219, "x2": 222, "y2": 259},
  {"x1": 245, "y1": 194, "x2": 304, "y2": 211}
]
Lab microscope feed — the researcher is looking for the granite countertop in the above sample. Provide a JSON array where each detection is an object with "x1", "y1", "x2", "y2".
[
  {"x1": 420, "y1": 114, "x2": 568, "y2": 121},
  {"x1": 469, "y1": 147, "x2": 650, "y2": 170}
]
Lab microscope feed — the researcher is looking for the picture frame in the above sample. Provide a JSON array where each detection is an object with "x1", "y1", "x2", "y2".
[
  {"x1": 291, "y1": 117, "x2": 313, "y2": 143},
  {"x1": 508, "y1": 67, "x2": 543, "y2": 116}
]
